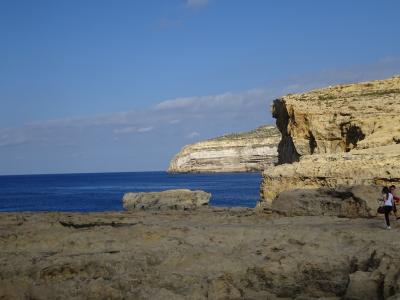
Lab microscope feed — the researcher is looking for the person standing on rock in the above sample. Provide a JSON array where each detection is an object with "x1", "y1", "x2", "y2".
[
  {"x1": 390, "y1": 185, "x2": 400, "y2": 220},
  {"x1": 382, "y1": 186, "x2": 394, "y2": 229}
]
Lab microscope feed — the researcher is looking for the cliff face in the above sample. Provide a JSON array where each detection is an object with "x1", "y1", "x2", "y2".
[
  {"x1": 261, "y1": 145, "x2": 400, "y2": 204},
  {"x1": 168, "y1": 125, "x2": 280, "y2": 173},
  {"x1": 273, "y1": 75, "x2": 400, "y2": 163},
  {"x1": 259, "y1": 76, "x2": 400, "y2": 206}
]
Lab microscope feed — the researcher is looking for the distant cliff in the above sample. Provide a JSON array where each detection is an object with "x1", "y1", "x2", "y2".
[{"x1": 168, "y1": 125, "x2": 280, "y2": 173}]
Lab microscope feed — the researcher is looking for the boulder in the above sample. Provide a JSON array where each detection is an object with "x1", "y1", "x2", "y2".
[
  {"x1": 122, "y1": 189, "x2": 211, "y2": 211},
  {"x1": 271, "y1": 185, "x2": 382, "y2": 218},
  {"x1": 344, "y1": 271, "x2": 383, "y2": 300}
]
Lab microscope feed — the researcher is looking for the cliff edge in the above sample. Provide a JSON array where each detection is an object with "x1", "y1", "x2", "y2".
[
  {"x1": 259, "y1": 75, "x2": 400, "y2": 206},
  {"x1": 168, "y1": 125, "x2": 280, "y2": 173}
]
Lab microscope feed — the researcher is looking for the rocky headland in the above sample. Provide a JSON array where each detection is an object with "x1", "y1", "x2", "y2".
[
  {"x1": 259, "y1": 76, "x2": 400, "y2": 207},
  {"x1": 168, "y1": 125, "x2": 280, "y2": 173}
]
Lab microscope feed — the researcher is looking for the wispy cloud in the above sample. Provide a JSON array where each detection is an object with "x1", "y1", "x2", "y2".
[
  {"x1": 0, "y1": 128, "x2": 47, "y2": 147},
  {"x1": 137, "y1": 126, "x2": 154, "y2": 133},
  {"x1": 0, "y1": 88, "x2": 272, "y2": 150},
  {"x1": 113, "y1": 126, "x2": 154, "y2": 135},
  {"x1": 155, "y1": 97, "x2": 194, "y2": 110},
  {"x1": 1, "y1": 58, "x2": 399, "y2": 174},
  {"x1": 0, "y1": 134, "x2": 29, "y2": 147},
  {"x1": 113, "y1": 127, "x2": 137, "y2": 135},
  {"x1": 1, "y1": 57, "x2": 400, "y2": 152},
  {"x1": 186, "y1": 131, "x2": 200, "y2": 138},
  {"x1": 155, "y1": 89, "x2": 268, "y2": 112}
]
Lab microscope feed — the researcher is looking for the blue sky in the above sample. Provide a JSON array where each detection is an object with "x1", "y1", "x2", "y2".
[{"x1": 1, "y1": 0, "x2": 400, "y2": 175}]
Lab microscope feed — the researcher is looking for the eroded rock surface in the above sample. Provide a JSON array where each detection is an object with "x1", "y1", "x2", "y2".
[
  {"x1": 271, "y1": 185, "x2": 382, "y2": 218},
  {"x1": 273, "y1": 76, "x2": 400, "y2": 162},
  {"x1": 168, "y1": 125, "x2": 280, "y2": 173},
  {"x1": 260, "y1": 76, "x2": 400, "y2": 205},
  {"x1": 260, "y1": 145, "x2": 400, "y2": 204},
  {"x1": 122, "y1": 189, "x2": 211, "y2": 211},
  {"x1": 2, "y1": 211, "x2": 400, "y2": 299}
]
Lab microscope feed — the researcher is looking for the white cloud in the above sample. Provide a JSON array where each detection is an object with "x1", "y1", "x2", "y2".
[
  {"x1": 155, "y1": 97, "x2": 194, "y2": 110},
  {"x1": 1, "y1": 57, "x2": 399, "y2": 153},
  {"x1": 186, "y1": 0, "x2": 209, "y2": 8},
  {"x1": 0, "y1": 88, "x2": 272, "y2": 149},
  {"x1": 1, "y1": 58, "x2": 400, "y2": 174},
  {"x1": 137, "y1": 126, "x2": 154, "y2": 133},
  {"x1": 0, "y1": 135, "x2": 29, "y2": 147},
  {"x1": 187, "y1": 131, "x2": 200, "y2": 138},
  {"x1": 154, "y1": 89, "x2": 268, "y2": 113},
  {"x1": 113, "y1": 127, "x2": 137, "y2": 135},
  {"x1": 0, "y1": 128, "x2": 42, "y2": 147},
  {"x1": 113, "y1": 126, "x2": 154, "y2": 135}
]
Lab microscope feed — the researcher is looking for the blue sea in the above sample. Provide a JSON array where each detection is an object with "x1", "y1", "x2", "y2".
[{"x1": 0, "y1": 172, "x2": 262, "y2": 212}]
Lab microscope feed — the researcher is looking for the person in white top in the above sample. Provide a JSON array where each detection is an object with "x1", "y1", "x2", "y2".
[{"x1": 382, "y1": 186, "x2": 394, "y2": 229}]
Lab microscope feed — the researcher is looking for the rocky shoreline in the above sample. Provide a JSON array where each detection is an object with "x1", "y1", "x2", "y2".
[
  {"x1": 2, "y1": 209, "x2": 400, "y2": 300},
  {"x1": 3, "y1": 76, "x2": 400, "y2": 299}
]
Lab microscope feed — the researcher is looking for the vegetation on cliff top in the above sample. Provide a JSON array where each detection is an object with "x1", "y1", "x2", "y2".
[
  {"x1": 210, "y1": 125, "x2": 280, "y2": 141},
  {"x1": 284, "y1": 76, "x2": 400, "y2": 102}
]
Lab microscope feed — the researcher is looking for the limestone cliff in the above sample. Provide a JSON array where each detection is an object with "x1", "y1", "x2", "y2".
[
  {"x1": 273, "y1": 75, "x2": 400, "y2": 163},
  {"x1": 259, "y1": 76, "x2": 400, "y2": 206},
  {"x1": 168, "y1": 125, "x2": 280, "y2": 173},
  {"x1": 260, "y1": 144, "x2": 400, "y2": 204}
]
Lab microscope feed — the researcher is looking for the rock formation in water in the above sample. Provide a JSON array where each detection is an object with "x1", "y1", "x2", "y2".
[
  {"x1": 123, "y1": 189, "x2": 211, "y2": 211},
  {"x1": 3, "y1": 210, "x2": 400, "y2": 299},
  {"x1": 168, "y1": 125, "x2": 280, "y2": 173},
  {"x1": 259, "y1": 76, "x2": 400, "y2": 206}
]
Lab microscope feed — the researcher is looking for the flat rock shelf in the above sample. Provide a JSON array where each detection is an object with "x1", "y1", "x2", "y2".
[{"x1": 1, "y1": 209, "x2": 400, "y2": 299}]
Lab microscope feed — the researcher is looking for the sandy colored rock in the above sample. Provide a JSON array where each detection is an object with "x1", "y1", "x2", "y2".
[
  {"x1": 168, "y1": 125, "x2": 280, "y2": 173},
  {"x1": 260, "y1": 144, "x2": 400, "y2": 204},
  {"x1": 259, "y1": 76, "x2": 400, "y2": 205},
  {"x1": 2, "y1": 210, "x2": 400, "y2": 299},
  {"x1": 273, "y1": 75, "x2": 400, "y2": 163},
  {"x1": 271, "y1": 185, "x2": 382, "y2": 218},
  {"x1": 344, "y1": 271, "x2": 382, "y2": 300},
  {"x1": 122, "y1": 189, "x2": 211, "y2": 211}
]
